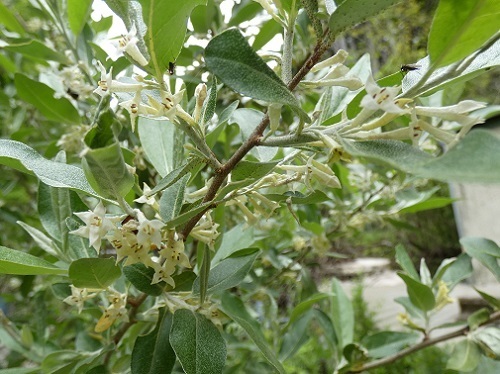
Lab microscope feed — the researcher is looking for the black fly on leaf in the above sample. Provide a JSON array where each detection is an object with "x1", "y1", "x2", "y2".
[{"x1": 400, "y1": 64, "x2": 421, "y2": 76}]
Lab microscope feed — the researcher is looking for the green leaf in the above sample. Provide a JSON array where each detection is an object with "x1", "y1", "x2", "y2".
[
  {"x1": 149, "y1": 158, "x2": 205, "y2": 196},
  {"x1": 206, "y1": 100, "x2": 239, "y2": 148},
  {"x1": 5, "y1": 40, "x2": 67, "y2": 63},
  {"x1": 266, "y1": 190, "x2": 331, "y2": 205},
  {"x1": 316, "y1": 53, "x2": 371, "y2": 124},
  {"x1": 395, "y1": 244, "x2": 420, "y2": 280},
  {"x1": 164, "y1": 271, "x2": 197, "y2": 292},
  {"x1": 330, "y1": 278, "x2": 354, "y2": 350},
  {"x1": 14, "y1": 73, "x2": 79, "y2": 124},
  {"x1": 202, "y1": 76, "x2": 218, "y2": 126},
  {"x1": 232, "y1": 160, "x2": 278, "y2": 181},
  {"x1": 398, "y1": 272, "x2": 436, "y2": 311},
  {"x1": 170, "y1": 309, "x2": 226, "y2": 374},
  {"x1": 67, "y1": 0, "x2": 93, "y2": 35},
  {"x1": 0, "y1": 2, "x2": 25, "y2": 34},
  {"x1": 467, "y1": 308, "x2": 491, "y2": 331},
  {"x1": 159, "y1": 174, "x2": 189, "y2": 222},
  {"x1": 472, "y1": 327, "x2": 500, "y2": 359},
  {"x1": 205, "y1": 28, "x2": 310, "y2": 122},
  {"x1": 428, "y1": 0, "x2": 500, "y2": 68},
  {"x1": 287, "y1": 293, "x2": 330, "y2": 328},
  {"x1": 394, "y1": 297, "x2": 425, "y2": 319},
  {"x1": 279, "y1": 311, "x2": 314, "y2": 361},
  {"x1": 41, "y1": 347, "x2": 111, "y2": 374},
  {"x1": 342, "y1": 130, "x2": 500, "y2": 183},
  {"x1": 403, "y1": 39, "x2": 500, "y2": 97},
  {"x1": 0, "y1": 246, "x2": 67, "y2": 275},
  {"x1": 474, "y1": 288, "x2": 500, "y2": 309},
  {"x1": 140, "y1": 0, "x2": 207, "y2": 77},
  {"x1": 38, "y1": 182, "x2": 70, "y2": 244},
  {"x1": 447, "y1": 339, "x2": 481, "y2": 372},
  {"x1": 228, "y1": 1, "x2": 262, "y2": 27},
  {"x1": 124, "y1": 263, "x2": 165, "y2": 296},
  {"x1": 419, "y1": 258, "x2": 432, "y2": 287},
  {"x1": 432, "y1": 257, "x2": 457, "y2": 287},
  {"x1": 91, "y1": 15, "x2": 113, "y2": 34},
  {"x1": 82, "y1": 142, "x2": 135, "y2": 200},
  {"x1": 17, "y1": 221, "x2": 60, "y2": 258},
  {"x1": 198, "y1": 246, "x2": 211, "y2": 304},
  {"x1": 190, "y1": 0, "x2": 218, "y2": 34},
  {"x1": 68, "y1": 258, "x2": 121, "y2": 289},
  {"x1": 252, "y1": 18, "x2": 282, "y2": 51},
  {"x1": 399, "y1": 197, "x2": 455, "y2": 214},
  {"x1": 312, "y1": 309, "x2": 338, "y2": 348},
  {"x1": 417, "y1": 130, "x2": 500, "y2": 183},
  {"x1": 340, "y1": 138, "x2": 432, "y2": 174},
  {"x1": 343, "y1": 343, "x2": 370, "y2": 365},
  {"x1": 328, "y1": 0, "x2": 401, "y2": 38},
  {"x1": 461, "y1": 237, "x2": 500, "y2": 282},
  {"x1": 0, "y1": 140, "x2": 100, "y2": 198},
  {"x1": 212, "y1": 224, "x2": 255, "y2": 264},
  {"x1": 138, "y1": 118, "x2": 178, "y2": 177},
  {"x1": 131, "y1": 309, "x2": 175, "y2": 374},
  {"x1": 441, "y1": 253, "x2": 473, "y2": 289},
  {"x1": 165, "y1": 200, "x2": 212, "y2": 229},
  {"x1": 220, "y1": 292, "x2": 286, "y2": 374},
  {"x1": 229, "y1": 108, "x2": 278, "y2": 161},
  {"x1": 192, "y1": 249, "x2": 259, "y2": 295},
  {"x1": 363, "y1": 331, "x2": 420, "y2": 359},
  {"x1": 0, "y1": 369, "x2": 39, "y2": 374}
]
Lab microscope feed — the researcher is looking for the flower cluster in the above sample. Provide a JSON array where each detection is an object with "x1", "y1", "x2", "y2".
[
  {"x1": 94, "y1": 289, "x2": 129, "y2": 333},
  {"x1": 301, "y1": 49, "x2": 363, "y2": 90},
  {"x1": 335, "y1": 73, "x2": 485, "y2": 149},
  {"x1": 93, "y1": 61, "x2": 185, "y2": 130},
  {"x1": 63, "y1": 285, "x2": 99, "y2": 314},
  {"x1": 278, "y1": 156, "x2": 341, "y2": 190},
  {"x1": 63, "y1": 286, "x2": 128, "y2": 333},
  {"x1": 71, "y1": 203, "x2": 192, "y2": 288}
]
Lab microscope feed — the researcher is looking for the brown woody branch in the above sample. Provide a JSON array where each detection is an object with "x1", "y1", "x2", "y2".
[
  {"x1": 347, "y1": 310, "x2": 500, "y2": 373},
  {"x1": 180, "y1": 31, "x2": 333, "y2": 240}
]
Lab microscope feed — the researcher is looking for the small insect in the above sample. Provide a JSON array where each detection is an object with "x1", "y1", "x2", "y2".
[
  {"x1": 400, "y1": 63, "x2": 421, "y2": 75},
  {"x1": 168, "y1": 61, "x2": 176, "y2": 75}
]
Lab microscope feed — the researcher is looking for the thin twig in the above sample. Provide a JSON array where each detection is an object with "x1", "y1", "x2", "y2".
[
  {"x1": 180, "y1": 31, "x2": 333, "y2": 240},
  {"x1": 104, "y1": 292, "x2": 149, "y2": 365},
  {"x1": 347, "y1": 310, "x2": 500, "y2": 373}
]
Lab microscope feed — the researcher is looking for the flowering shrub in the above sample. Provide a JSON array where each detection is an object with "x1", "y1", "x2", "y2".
[{"x1": 0, "y1": 0, "x2": 499, "y2": 372}]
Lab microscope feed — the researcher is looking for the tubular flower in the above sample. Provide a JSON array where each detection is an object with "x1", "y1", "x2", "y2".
[
  {"x1": 70, "y1": 201, "x2": 122, "y2": 252},
  {"x1": 117, "y1": 24, "x2": 148, "y2": 66},
  {"x1": 63, "y1": 285, "x2": 99, "y2": 314},
  {"x1": 190, "y1": 213, "x2": 220, "y2": 248},
  {"x1": 361, "y1": 75, "x2": 406, "y2": 114},
  {"x1": 302, "y1": 50, "x2": 363, "y2": 90},
  {"x1": 306, "y1": 157, "x2": 341, "y2": 189},
  {"x1": 94, "y1": 61, "x2": 144, "y2": 97},
  {"x1": 152, "y1": 231, "x2": 191, "y2": 286},
  {"x1": 134, "y1": 183, "x2": 159, "y2": 210},
  {"x1": 94, "y1": 289, "x2": 129, "y2": 333},
  {"x1": 193, "y1": 83, "x2": 207, "y2": 124},
  {"x1": 107, "y1": 217, "x2": 157, "y2": 268},
  {"x1": 136, "y1": 211, "x2": 164, "y2": 250},
  {"x1": 435, "y1": 281, "x2": 454, "y2": 310},
  {"x1": 414, "y1": 100, "x2": 486, "y2": 123}
]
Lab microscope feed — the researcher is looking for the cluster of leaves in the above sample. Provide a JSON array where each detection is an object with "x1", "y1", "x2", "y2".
[{"x1": 0, "y1": 0, "x2": 500, "y2": 373}]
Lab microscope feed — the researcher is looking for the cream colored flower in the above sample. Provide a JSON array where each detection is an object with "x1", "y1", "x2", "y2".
[
  {"x1": 71, "y1": 201, "x2": 122, "y2": 252},
  {"x1": 118, "y1": 24, "x2": 148, "y2": 66},
  {"x1": 361, "y1": 75, "x2": 406, "y2": 114},
  {"x1": 63, "y1": 285, "x2": 99, "y2": 313}
]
